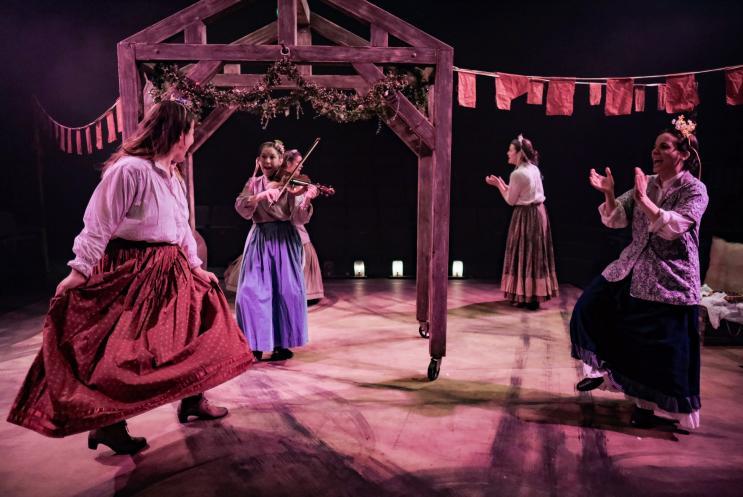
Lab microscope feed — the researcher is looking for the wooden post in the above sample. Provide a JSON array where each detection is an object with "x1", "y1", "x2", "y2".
[
  {"x1": 278, "y1": 0, "x2": 297, "y2": 46},
  {"x1": 297, "y1": 26, "x2": 312, "y2": 77},
  {"x1": 184, "y1": 19, "x2": 206, "y2": 44},
  {"x1": 416, "y1": 154, "x2": 433, "y2": 325},
  {"x1": 370, "y1": 24, "x2": 388, "y2": 47},
  {"x1": 184, "y1": 153, "x2": 196, "y2": 232},
  {"x1": 117, "y1": 42, "x2": 140, "y2": 138},
  {"x1": 428, "y1": 49, "x2": 454, "y2": 360}
]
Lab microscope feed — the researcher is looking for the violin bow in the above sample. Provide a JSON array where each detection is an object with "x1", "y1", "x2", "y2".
[{"x1": 270, "y1": 137, "x2": 321, "y2": 205}]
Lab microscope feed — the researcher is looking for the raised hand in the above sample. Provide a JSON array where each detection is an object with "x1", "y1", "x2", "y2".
[
  {"x1": 634, "y1": 167, "x2": 648, "y2": 200},
  {"x1": 485, "y1": 175, "x2": 507, "y2": 193},
  {"x1": 589, "y1": 167, "x2": 615, "y2": 196}
]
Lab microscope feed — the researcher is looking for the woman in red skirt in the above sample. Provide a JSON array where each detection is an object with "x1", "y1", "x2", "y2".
[
  {"x1": 486, "y1": 134, "x2": 558, "y2": 310},
  {"x1": 6, "y1": 101, "x2": 254, "y2": 454}
]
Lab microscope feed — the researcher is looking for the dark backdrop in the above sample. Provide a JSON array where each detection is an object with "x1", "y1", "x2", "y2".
[{"x1": 2, "y1": 0, "x2": 742, "y2": 286}]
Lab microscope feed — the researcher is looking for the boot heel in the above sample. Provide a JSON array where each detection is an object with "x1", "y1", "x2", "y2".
[{"x1": 88, "y1": 436, "x2": 99, "y2": 450}]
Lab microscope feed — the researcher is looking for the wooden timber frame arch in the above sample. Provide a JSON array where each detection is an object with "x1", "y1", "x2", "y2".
[{"x1": 117, "y1": 0, "x2": 453, "y2": 380}]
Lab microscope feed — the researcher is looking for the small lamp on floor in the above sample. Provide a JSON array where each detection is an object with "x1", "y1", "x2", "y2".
[{"x1": 392, "y1": 260, "x2": 404, "y2": 278}]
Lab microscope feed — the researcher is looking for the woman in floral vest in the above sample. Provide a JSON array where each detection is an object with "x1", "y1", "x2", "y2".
[{"x1": 570, "y1": 117, "x2": 707, "y2": 430}]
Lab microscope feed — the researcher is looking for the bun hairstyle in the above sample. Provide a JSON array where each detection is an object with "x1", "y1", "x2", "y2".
[
  {"x1": 510, "y1": 134, "x2": 539, "y2": 165},
  {"x1": 283, "y1": 149, "x2": 302, "y2": 166}
]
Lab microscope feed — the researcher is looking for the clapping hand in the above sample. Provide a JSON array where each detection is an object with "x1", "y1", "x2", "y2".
[{"x1": 589, "y1": 167, "x2": 615, "y2": 196}]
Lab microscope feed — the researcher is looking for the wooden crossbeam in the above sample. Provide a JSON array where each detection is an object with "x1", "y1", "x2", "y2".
[
  {"x1": 297, "y1": 0, "x2": 311, "y2": 25},
  {"x1": 319, "y1": 0, "x2": 450, "y2": 49},
  {"x1": 211, "y1": 74, "x2": 366, "y2": 88},
  {"x1": 310, "y1": 14, "x2": 435, "y2": 150},
  {"x1": 185, "y1": 21, "x2": 278, "y2": 83},
  {"x1": 134, "y1": 43, "x2": 437, "y2": 64},
  {"x1": 124, "y1": 0, "x2": 243, "y2": 43}
]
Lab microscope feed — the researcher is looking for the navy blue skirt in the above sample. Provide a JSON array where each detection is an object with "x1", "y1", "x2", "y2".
[{"x1": 570, "y1": 275, "x2": 700, "y2": 414}]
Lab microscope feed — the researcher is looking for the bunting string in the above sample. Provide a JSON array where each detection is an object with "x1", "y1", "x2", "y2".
[
  {"x1": 454, "y1": 63, "x2": 743, "y2": 116},
  {"x1": 34, "y1": 97, "x2": 122, "y2": 154}
]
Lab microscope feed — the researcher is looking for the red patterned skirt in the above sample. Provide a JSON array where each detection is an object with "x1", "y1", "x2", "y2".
[{"x1": 7, "y1": 240, "x2": 253, "y2": 437}]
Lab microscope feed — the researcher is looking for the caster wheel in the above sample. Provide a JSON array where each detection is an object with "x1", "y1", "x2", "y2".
[
  {"x1": 427, "y1": 357, "x2": 441, "y2": 381},
  {"x1": 418, "y1": 322, "x2": 430, "y2": 339}
]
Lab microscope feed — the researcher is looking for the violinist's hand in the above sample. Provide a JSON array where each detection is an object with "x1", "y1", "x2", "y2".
[
  {"x1": 258, "y1": 188, "x2": 282, "y2": 204},
  {"x1": 305, "y1": 185, "x2": 319, "y2": 200}
]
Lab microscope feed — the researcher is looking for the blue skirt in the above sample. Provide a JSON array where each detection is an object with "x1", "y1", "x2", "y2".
[
  {"x1": 235, "y1": 221, "x2": 308, "y2": 352},
  {"x1": 570, "y1": 275, "x2": 700, "y2": 414}
]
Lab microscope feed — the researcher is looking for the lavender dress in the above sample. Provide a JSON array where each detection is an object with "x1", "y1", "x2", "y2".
[{"x1": 234, "y1": 176, "x2": 312, "y2": 352}]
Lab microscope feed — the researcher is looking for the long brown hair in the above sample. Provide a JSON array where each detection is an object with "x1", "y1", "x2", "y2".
[{"x1": 103, "y1": 100, "x2": 195, "y2": 172}]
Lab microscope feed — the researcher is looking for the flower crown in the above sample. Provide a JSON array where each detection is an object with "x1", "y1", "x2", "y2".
[
  {"x1": 672, "y1": 115, "x2": 696, "y2": 139},
  {"x1": 272, "y1": 139, "x2": 285, "y2": 155}
]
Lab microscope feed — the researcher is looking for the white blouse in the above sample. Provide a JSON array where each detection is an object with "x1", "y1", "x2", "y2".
[
  {"x1": 68, "y1": 156, "x2": 201, "y2": 277},
  {"x1": 503, "y1": 163, "x2": 546, "y2": 206}
]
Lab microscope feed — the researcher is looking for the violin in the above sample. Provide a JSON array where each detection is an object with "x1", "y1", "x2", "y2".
[
  {"x1": 266, "y1": 137, "x2": 335, "y2": 205},
  {"x1": 267, "y1": 169, "x2": 335, "y2": 197}
]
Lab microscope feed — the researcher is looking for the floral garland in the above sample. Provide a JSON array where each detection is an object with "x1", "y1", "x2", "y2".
[{"x1": 150, "y1": 58, "x2": 425, "y2": 128}]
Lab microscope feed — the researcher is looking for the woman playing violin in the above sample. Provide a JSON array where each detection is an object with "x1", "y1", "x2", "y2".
[
  {"x1": 283, "y1": 149, "x2": 326, "y2": 304},
  {"x1": 234, "y1": 140, "x2": 319, "y2": 361}
]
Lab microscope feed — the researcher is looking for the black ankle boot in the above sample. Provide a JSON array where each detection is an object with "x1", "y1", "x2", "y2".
[
  {"x1": 630, "y1": 406, "x2": 656, "y2": 428},
  {"x1": 270, "y1": 347, "x2": 294, "y2": 361},
  {"x1": 178, "y1": 393, "x2": 228, "y2": 423},
  {"x1": 576, "y1": 377, "x2": 604, "y2": 392},
  {"x1": 88, "y1": 421, "x2": 147, "y2": 455}
]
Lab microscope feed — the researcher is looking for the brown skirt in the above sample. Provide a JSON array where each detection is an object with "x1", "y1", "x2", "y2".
[
  {"x1": 303, "y1": 242, "x2": 324, "y2": 300},
  {"x1": 7, "y1": 240, "x2": 254, "y2": 437},
  {"x1": 501, "y1": 203, "x2": 559, "y2": 304}
]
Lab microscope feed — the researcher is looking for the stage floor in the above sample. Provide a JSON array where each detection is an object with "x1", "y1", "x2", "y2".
[{"x1": 1, "y1": 279, "x2": 742, "y2": 497}]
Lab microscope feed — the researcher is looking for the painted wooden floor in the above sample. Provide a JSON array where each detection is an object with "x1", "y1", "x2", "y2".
[{"x1": 1, "y1": 279, "x2": 742, "y2": 497}]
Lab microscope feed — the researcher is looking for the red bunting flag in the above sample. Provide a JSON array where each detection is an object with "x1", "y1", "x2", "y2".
[
  {"x1": 657, "y1": 84, "x2": 667, "y2": 111},
  {"x1": 589, "y1": 83, "x2": 602, "y2": 106},
  {"x1": 66, "y1": 127, "x2": 72, "y2": 153},
  {"x1": 546, "y1": 80, "x2": 575, "y2": 116},
  {"x1": 496, "y1": 73, "x2": 529, "y2": 110},
  {"x1": 605, "y1": 78, "x2": 634, "y2": 116},
  {"x1": 527, "y1": 80, "x2": 544, "y2": 105},
  {"x1": 725, "y1": 67, "x2": 743, "y2": 105},
  {"x1": 634, "y1": 86, "x2": 646, "y2": 112},
  {"x1": 75, "y1": 129, "x2": 83, "y2": 155},
  {"x1": 85, "y1": 127, "x2": 93, "y2": 154},
  {"x1": 457, "y1": 72, "x2": 477, "y2": 108},
  {"x1": 59, "y1": 125, "x2": 65, "y2": 151},
  {"x1": 95, "y1": 120, "x2": 103, "y2": 150},
  {"x1": 665, "y1": 74, "x2": 699, "y2": 113},
  {"x1": 106, "y1": 111, "x2": 117, "y2": 143}
]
